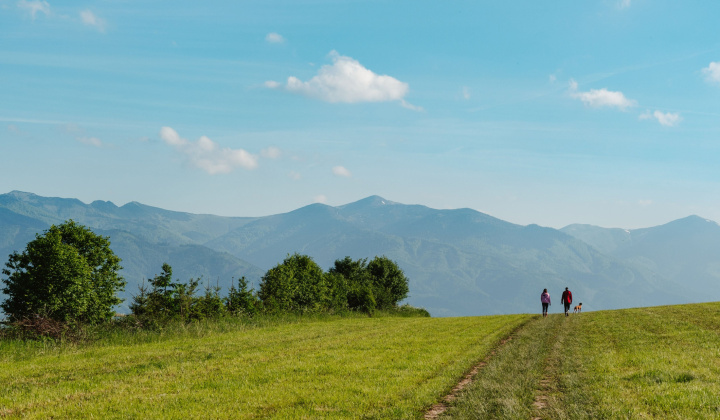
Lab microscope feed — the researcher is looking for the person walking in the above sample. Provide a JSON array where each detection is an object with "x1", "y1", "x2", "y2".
[
  {"x1": 541, "y1": 288, "x2": 551, "y2": 318},
  {"x1": 561, "y1": 287, "x2": 573, "y2": 317}
]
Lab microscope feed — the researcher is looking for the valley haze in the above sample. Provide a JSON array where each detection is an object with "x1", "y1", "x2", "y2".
[{"x1": 1, "y1": 191, "x2": 718, "y2": 317}]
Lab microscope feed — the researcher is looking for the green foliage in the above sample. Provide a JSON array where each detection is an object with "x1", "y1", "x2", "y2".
[
  {"x1": 330, "y1": 255, "x2": 409, "y2": 312},
  {"x1": 367, "y1": 256, "x2": 409, "y2": 309},
  {"x1": 257, "y1": 253, "x2": 329, "y2": 312},
  {"x1": 129, "y1": 263, "x2": 227, "y2": 327},
  {"x1": 1, "y1": 220, "x2": 125, "y2": 326},
  {"x1": 225, "y1": 276, "x2": 259, "y2": 315}
]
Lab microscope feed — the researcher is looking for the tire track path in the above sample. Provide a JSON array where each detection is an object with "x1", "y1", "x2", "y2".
[{"x1": 430, "y1": 315, "x2": 567, "y2": 419}]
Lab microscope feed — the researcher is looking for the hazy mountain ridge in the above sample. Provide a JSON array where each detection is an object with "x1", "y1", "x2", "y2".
[
  {"x1": 561, "y1": 216, "x2": 720, "y2": 296},
  {"x1": 0, "y1": 191, "x2": 715, "y2": 316}
]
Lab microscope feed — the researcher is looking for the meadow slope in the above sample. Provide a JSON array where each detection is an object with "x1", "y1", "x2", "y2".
[
  {"x1": 0, "y1": 315, "x2": 530, "y2": 419},
  {"x1": 443, "y1": 302, "x2": 720, "y2": 419}
]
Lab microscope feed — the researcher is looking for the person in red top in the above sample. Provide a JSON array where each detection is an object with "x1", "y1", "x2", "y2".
[{"x1": 561, "y1": 287, "x2": 572, "y2": 317}]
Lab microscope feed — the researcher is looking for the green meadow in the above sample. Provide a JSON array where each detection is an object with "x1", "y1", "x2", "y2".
[
  {"x1": 0, "y1": 314, "x2": 529, "y2": 419},
  {"x1": 3, "y1": 302, "x2": 720, "y2": 419}
]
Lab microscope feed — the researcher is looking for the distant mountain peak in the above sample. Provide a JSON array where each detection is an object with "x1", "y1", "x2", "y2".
[{"x1": 339, "y1": 195, "x2": 396, "y2": 209}]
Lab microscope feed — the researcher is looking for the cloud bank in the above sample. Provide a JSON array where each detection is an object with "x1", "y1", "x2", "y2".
[
  {"x1": 159, "y1": 127, "x2": 258, "y2": 174},
  {"x1": 266, "y1": 51, "x2": 420, "y2": 110}
]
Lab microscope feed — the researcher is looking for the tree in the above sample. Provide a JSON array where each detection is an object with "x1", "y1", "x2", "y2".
[
  {"x1": 367, "y1": 256, "x2": 409, "y2": 309},
  {"x1": 330, "y1": 256, "x2": 409, "y2": 311},
  {"x1": 258, "y1": 253, "x2": 328, "y2": 312},
  {"x1": 226, "y1": 276, "x2": 259, "y2": 315},
  {"x1": 1, "y1": 220, "x2": 125, "y2": 325}
]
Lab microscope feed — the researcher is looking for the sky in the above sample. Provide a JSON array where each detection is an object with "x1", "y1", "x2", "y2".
[{"x1": 2, "y1": 0, "x2": 720, "y2": 229}]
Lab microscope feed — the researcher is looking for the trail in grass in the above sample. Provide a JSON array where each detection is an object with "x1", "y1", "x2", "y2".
[
  {"x1": 442, "y1": 302, "x2": 720, "y2": 420},
  {"x1": 439, "y1": 314, "x2": 568, "y2": 419}
]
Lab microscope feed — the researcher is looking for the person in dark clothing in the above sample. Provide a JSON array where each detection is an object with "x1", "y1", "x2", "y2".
[
  {"x1": 540, "y1": 288, "x2": 551, "y2": 318},
  {"x1": 561, "y1": 287, "x2": 572, "y2": 317}
]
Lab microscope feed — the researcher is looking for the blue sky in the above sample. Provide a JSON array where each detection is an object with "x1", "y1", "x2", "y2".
[{"x1": 2, "y1": 0, "x2": 720, "y2": 228}]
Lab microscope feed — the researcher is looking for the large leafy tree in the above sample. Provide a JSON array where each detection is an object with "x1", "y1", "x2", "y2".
[
  {"x1": 258, "y1": 253, "x2": 328, "y2": 312},
  {"x1": 367, "y1": 256, "x2": 409, "y2": 309},
  {"x1": 1, "y1": 220, "x2": 125, "y2": 325},
  {"x1": 331, "y1": 256, "x2": 409, "y2": 311}
]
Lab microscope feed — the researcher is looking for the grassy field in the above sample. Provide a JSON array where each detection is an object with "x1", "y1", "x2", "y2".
[
  {"x1": 4, "y1": 302, "x2": 720, "y2": 419},
  {"x1": 443, "y1": 302, "x2": 720, "y2": 419},
  {"x1": 0, "y1": 314, "x2": 530, "y2": 419}
]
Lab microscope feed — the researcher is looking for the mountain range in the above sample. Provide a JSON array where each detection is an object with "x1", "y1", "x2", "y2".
[{"x1": 1, "y1": 191, "x2": 717, "y2": 316}]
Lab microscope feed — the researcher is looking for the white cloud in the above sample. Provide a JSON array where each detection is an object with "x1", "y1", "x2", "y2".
[
  {"x1": 702, "y1": 62, "x2": 720, "y2": 84},
  {"x1": 332, "y1": 166, "x2": 351, "y2": 177},
  {"x1": 77, "y1": 136, "x2": 103, "y2": 147},
  {"x1": 80, "y1": 9, "x2": 106, "y2": 32},
  {"x1": 313, "y1": 195, "x2": 328, "y2": 204},
  {"x1": 618, "y1": 0, "x2": 631, "y2": 9},
  {"x1": 267, "y1": 51, "x2": 420, "y2": 109},
  {"x1": 569, "y1": 80, "x2": 636, "y2": 110},
  {"x1": 549, "y1": 74, "x2": 557, "y2": 83},
  {"x1": 17, "y1": 0, "x2": 49, "y2": 19},
  {"x1": 261, "y1": 147, "x2": 281, "y2": 159},
  {"x1": 640, "y1": 110, "x2": 681, "y2": 127},
  {"x1": 288, "y1": 171, "x2": 301, "y2": 180},
  {"x1": 265, "y1": 32, "x2": 284, "y2": 43},
  {"x1": 462, "y1": 86, "x2": 471, "y2": 100},
  {"x1": 159, "y1": 126, "x2": 258, "y2": 174}
]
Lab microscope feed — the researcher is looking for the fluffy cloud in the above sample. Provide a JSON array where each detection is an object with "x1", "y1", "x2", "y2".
[
  {"x1": 332, "y1": 166, "x2": 351, "y2": 177},
  {"x1": 702, "y1": 62, "x2": 720, "y2": 84},
  {"x1": 80, "y1": 9, "x2": 106, "y2": 32},
  {"x1": 267, "y1": 51, "x2": 420, "y2": 109},
  {"x1": 569, "y1": 79, "x2": 636, "y2": 110},
  {"x1": 18, "y1": 0, "x2": 49, "y2": 19},
  {"x1": 639, "y1": 110, "x2": 682, "y2": 127},
  {"x1": 618, "y1": 0, "x2": 631, "y2": 9},
  {"x1": 462, "y1": 86, "x2": 471, "y2": 100},
  {"x1": 265, "y1": 32, "x2": 284, "y2": 43},
  {"x1": 313, "y1": 195, "x2": 328, "y2": 204},
  {"x1": 159, "y1": 127, "x2": 258, "y2": 174}
]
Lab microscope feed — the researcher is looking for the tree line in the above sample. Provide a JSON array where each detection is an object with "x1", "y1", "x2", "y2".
[{"x1": 1, "y1": 220, "x2": 415, "y2": 334}]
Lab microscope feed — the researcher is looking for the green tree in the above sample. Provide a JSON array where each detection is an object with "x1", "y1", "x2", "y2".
[
  {"x1": 1, "y1": 220, "x2": 125, "y2": 325},
  {"x1": 226, "y1": 276, "x2": 259, "y2": 315},
  {"x1": 367, "y1": 256, "x2": 409, "y2": 309},
  {"x1": 258, "y1": 253, "x2": 328, "y2": 312}
]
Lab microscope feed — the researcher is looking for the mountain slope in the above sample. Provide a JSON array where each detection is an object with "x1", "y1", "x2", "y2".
[
  {"x1": 563, "y1": 216, "x2": 720, "y2": 298},
  {"x1": 0, "y1": 191, "x2": 713, "y2": 316}
]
